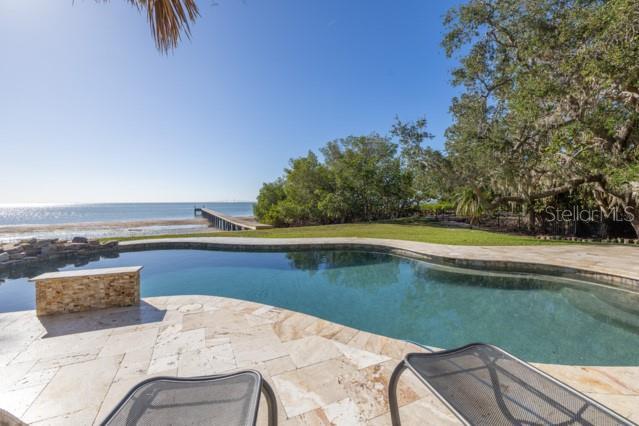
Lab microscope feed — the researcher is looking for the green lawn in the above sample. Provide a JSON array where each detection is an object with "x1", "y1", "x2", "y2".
[{"x1": 105, "y1": 222, "x2": 571, "y2": 246}]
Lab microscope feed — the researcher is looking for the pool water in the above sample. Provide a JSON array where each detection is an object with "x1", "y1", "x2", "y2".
[{"x1": 2, "y1": 249, "x2": 639, "y2": 366}]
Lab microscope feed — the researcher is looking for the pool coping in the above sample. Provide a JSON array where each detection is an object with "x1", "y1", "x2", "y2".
[{"x1": 119, "y1": 237, "x2": 639, "y2": 292}]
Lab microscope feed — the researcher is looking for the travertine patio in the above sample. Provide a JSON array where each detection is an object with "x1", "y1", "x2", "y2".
[{"x1": 1, "y1": 295, "x2": 638, "y2": 425}]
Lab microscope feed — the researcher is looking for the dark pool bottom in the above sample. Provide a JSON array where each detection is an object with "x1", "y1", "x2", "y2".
[{"x1": 1, "y1": 249, "x2": 638, "y2": 366}]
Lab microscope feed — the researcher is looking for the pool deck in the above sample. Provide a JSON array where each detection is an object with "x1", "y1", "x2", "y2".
[
  {"x1": 2, "y1": 238, "x2": 639, "y2": 424},
  {"x1": 1, "y1": 295, "x2": 638, "y2": 425},
  {"x1": 120, "y1": 237, "x2": 639, "y2": 290}
]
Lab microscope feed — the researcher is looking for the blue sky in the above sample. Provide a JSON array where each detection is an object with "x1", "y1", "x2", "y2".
[{"x1": 0, "y1": 0, "x2": 461, "y2": 203}]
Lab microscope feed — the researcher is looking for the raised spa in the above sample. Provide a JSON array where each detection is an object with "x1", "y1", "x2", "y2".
[{"x1": 2, "y1": 249, "x2": 638, "y2": 366}]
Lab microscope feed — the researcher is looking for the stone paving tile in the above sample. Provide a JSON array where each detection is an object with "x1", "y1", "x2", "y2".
[
  {"x1": 366, "y1": 395, "x2": 461, "y2": 426},
  {"x1": 252, "y1": 305, "x2": 277, "y2": 318},
  {"x1": 283, "y1": 336, "x2": 343, "y2": 368},
  {"x1": 177, "y1": 303, "x2": 204, "y2": 314},
  {"x1": 340, "y1": 363, "x2": 401, "y2": 421},
  {"x1": 0, "y1": 328, "x2": 43, "y2": 358},
  {"x1": 304, "y1": 319, "x2": 345, "y2": 341},
  {"x1": 0, "y1": 294, "x2": 637, "y2": 425},
  {"x1": 148, "y1": 354, "x2": 179, "y2": 374},
  {"x1": 177, "y1": 344, "x2": 236, "y2": 376},
  {"x1": 333, "y1": 341, "x2": 390, "y2": 370},
  {"x1": 98, "y1": 327, "x2": 158, "y2": 357},
  {"x1": 7, "y1": 367, "x2": 58, "y2": 392},
  {"x1": 13, "y1": 329, "x2": 111, "y2": 364},
  {"x1": 232, "y1": 325, "x2": 288, "y2": 364},
  {"x1": 0, "y1": 384, "x2": 48, "y2": 418},
  {"x1": 30, "y1": 407, "x2": 101, "y2": 426},
  {"x1": 264, "y1": 355, "x2": 297, "y2": 376},
  {"x1": 30, "y1": 350, "x2": 100, "y2": 372},
  {"x1": 273, "y1": 312, "x2": 319, "y2": 342},
  {"x1": 583, "y1": 393, "x2": 639, "y2": 423},
  {"x1": 331, "y1": 326, "x2": 360, "y2": 344},
  {"x1": 113, "y1": 347, "x2": 153, "y2": 382},
  {"x1": 536, "y1": 364, "x2": 639, "y2": 396},
  {"x1": 0, "y1": 351, "x2": 20, "y2": 368},
  {"x1": 272, "y1": 358, "x2": 350, "y2": 418},
  {"x1": 205, "y1": 335, "x2": 231, "y2": 347},
  {"x1": 0, "y1": 360, "x2": 37, "y2": 392},
  {"x1": 23, "y1": 355, "x2": 122, "y2": 423},
  {"x1": 157, "y1": 321, "x2": 182, "y2": 336},
  {"x1": 347, "y1": 332, "x2": 407, "y2": 361},
  {"x1": 289, "y1": 409, "x2": 332, "y2": 425},
  {"x1": 185, "y1": 309, "x2": 250, "y2": 335},
  {"x1": 158, "y1": 309, "x2": 183, "y2": 326},
  {"x1": 246, "y1": 312, "x2": 278, "y2": 327},
  {"x1": 323, "y1": 397, "x2": 367, "y2": 425},
  {"x1": 151, "y1": 327, "x2": 205, "y2": 359},
  {"x1": 0, "y1": 311, "x2": 25, "y2": 330}
]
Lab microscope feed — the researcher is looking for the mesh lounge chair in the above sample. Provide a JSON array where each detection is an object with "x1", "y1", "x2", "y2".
[
  {"x1": 101, "y1": 370, "x2": 277, "y2": 426},
  {"x1": 389, "y1": 343, "x2": 634, "y2": 426}
]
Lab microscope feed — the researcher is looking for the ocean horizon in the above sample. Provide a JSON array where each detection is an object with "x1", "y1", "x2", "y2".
[
  {"x1": 0, "y1": 202, "x2": 255, "y2": 226},
  {"x1": 0, "y1": 202, "x2": 255, "y2": 241}
]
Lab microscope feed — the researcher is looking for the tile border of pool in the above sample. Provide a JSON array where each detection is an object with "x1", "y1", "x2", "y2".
[{"x1": 119, "y1": 237, "x2": 639, "y2": 292}]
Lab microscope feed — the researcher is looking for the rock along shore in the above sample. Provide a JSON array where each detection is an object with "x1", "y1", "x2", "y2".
[{"x1": 0, "y1": 237, "x2": 119, "y2": 273}]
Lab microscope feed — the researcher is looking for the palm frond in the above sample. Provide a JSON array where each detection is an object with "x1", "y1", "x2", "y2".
[
  {"x1": 455, "y1": 187, "x2": 487, "y2": 224},
  {"x1": 125, "y1": 0, "x2": 200, "y2": 53}
]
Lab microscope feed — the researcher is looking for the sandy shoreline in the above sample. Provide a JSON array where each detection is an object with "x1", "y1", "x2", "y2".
[
  {"x1": 0, "y1": 218, "x2": 214, "y2": 241},
  {"x1": 0, "y1": 218, "x2": 208, "y2": 233}
]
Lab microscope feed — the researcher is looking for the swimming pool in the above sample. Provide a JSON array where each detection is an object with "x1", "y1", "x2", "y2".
[{"x1": 2, "y1": 249, "x2": 638, "y2": 366}]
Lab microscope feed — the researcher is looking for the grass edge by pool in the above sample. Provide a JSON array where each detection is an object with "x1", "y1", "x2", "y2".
[{"x1": 102, "y1": 222, "x2": 578, "y2": 246}]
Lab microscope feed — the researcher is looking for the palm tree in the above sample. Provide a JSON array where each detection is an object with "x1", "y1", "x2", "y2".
[
  {"x1": 122, "y1": 0, "x2": 200, "y2": 52},
  {"x1": 455, "y1": 187, "x2": 487, "y2": 225}
]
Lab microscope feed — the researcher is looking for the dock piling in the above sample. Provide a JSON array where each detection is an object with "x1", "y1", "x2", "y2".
[{"x1": 198, "y1": 208, "x2": 271, "y2": 231}]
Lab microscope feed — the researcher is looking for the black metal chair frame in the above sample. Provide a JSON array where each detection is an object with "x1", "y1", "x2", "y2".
[
  {"x1": 101, "y1": 370, "x2": 277, "y2": 426},
  {"x1": 388, "y1": 342, "x2": 634, "y2": 426}
]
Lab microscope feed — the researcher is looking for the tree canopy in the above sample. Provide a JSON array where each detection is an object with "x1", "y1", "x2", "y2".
[
  {"x1": 256, "y1": 0, "x2": 639, "y2": 237},
  {"x1": 254, "y1": 134, "x2": 417, "y2": 226},
  {"x1": 417, "y1": 0, "x2": 638, "y2": 234}
]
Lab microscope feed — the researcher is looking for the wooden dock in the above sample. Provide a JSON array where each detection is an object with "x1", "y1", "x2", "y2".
[{"x1": 195, "y1": 207, "x2": 272, "y2": 231}]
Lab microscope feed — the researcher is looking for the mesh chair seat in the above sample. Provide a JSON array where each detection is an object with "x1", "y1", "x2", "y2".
[
  {"x1": 389, "y1": 343, "x2": 634, "y2": 426},
  {"x1": 101, "y1": 371, "x2": 277, "y2": 426}
]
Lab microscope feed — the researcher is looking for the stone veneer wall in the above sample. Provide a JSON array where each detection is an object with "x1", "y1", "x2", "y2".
[{"x1": 33, "y1": 267, "x2": 141, "y2": 316}]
